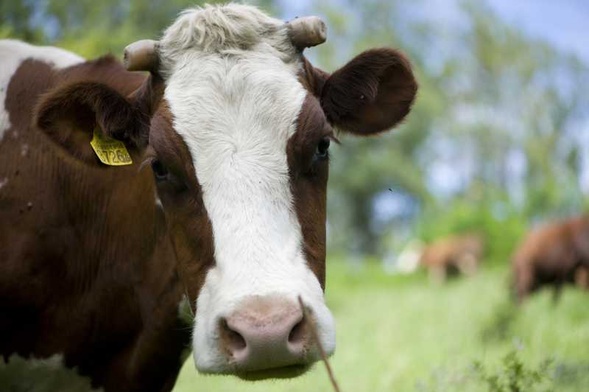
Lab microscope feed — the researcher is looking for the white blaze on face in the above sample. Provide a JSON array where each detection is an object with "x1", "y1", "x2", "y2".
[
  {"x1": 159, "y1": 4, "x2": 335, "y2": 372},
  {"x1": 0, "y1": 40, "x2": 84, "y2": 140}
]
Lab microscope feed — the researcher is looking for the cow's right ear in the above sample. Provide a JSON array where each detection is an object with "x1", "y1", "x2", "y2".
[
  {"x1": 35, "y1": 75, "x2": 162, "y2": 164},
  {"x1": 314, "y1": 48, "x2": 418, "y2": 136}
]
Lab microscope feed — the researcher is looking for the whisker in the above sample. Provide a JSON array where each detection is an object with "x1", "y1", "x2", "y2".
[{"x1": 297, "y1": 296, "x2": 341, "y2": 392}]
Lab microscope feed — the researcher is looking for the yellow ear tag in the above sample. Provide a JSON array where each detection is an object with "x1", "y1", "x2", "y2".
[{"x1": 90, "y1": 128, "x2": 133, "y2": 166}]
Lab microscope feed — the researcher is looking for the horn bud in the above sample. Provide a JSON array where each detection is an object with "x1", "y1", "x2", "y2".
[
  {"x1": 124, "y1": 39, "x2": 159, "y2": 72},
  {"x1": 287, "y1": 16, "x2": 327, "y2": 49}
]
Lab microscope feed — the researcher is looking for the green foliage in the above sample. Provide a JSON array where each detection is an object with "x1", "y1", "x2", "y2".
[
  {"x1": 552, "y1": 361, "x2": 589, "y2": 389},
  {"x1": 480, "y1": 300, "x2": 518, "y2": 343},
  {"x1": 0, "y1": 354, "x2": 100, "y2": 392},
  {"x1": 473, "y1": 349, "x2": 554, "y2": 392},
  {"x1": 315, "y1": 0, "x2": 588, "y2": 256},
  {"x1": 0, "y1": 24, "x2": 15, "y2": 40},
  {"x1": 0, "y1": 0, "x2": 44, "y2": 42},
  {"x1": 1, "y1": 0, "x2": 588, "y2": 256},
  {"x1": 415, "y1": 191, "x2": 526, "y2": 265},
  {"x1": 0, "y1": 0, "x2": 274, "y2": 59},
  {"x1": 173, "y1": 262, "x2": 589, "y2": 392}
]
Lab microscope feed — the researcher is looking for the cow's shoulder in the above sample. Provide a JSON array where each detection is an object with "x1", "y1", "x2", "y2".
[
  {"x1": 0, "y1": 39, "x2": 84, "y2": 72},
  {"x1": 58, "y1": 54, "x2": 145, "y2": 96},
  {"x1": 1, "y1": 40, "x2": 84, "y2": 136}
]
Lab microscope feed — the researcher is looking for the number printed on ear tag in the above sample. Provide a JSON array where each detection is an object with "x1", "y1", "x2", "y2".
[{"x1": 90, "y1": 128, "x2": 133, "y2": 166}]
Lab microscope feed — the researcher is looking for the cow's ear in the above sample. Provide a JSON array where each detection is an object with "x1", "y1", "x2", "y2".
[
  {"x1": 35, "y1": 75, "x2": 162, "y2": 164},
  {"x1": 319, "y1": 48, "x2": 417, "y2": 135}
]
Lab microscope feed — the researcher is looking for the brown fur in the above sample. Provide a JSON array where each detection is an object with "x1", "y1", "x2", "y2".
[
  {"x1": 292, "y1": 49, "x2": 418, "y2": 285},
  {"x1": 512, "y1": 216, "x2": 589, "y2": 303},
  {"x1": 0, "y1": 58, "x2": 189, "y2": 391},
  {"x1": 287, "y1": 95, "x2": 332, "y2": 288},
  {"x1": 0, "y1": 39, "x2": 417, "y2": 391},
  {"x1": 420, "y1": 234, "x2": 485, "y2": 284},
  {"x1": 318, "y1": 48, "x2": 418, "y2": 135}
]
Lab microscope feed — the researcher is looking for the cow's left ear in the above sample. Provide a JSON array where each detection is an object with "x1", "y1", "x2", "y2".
[
  {"x1": 319, "y1": 48, "x2": 417, "y2": 135},
  {"x1": 35, "y1": 74, "x2": 163, "y2": 164},
  {"x1": 36, "y1": 82, "x2": 144, "y2": 149}
]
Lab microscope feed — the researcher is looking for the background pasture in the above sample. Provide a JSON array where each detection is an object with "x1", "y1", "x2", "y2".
[
  {"x1": 2, "y1": 0, "x2": 588, "y2": 390},
  {"x1": 172, "y1": 260, "x2": 589, "y2": 391}
]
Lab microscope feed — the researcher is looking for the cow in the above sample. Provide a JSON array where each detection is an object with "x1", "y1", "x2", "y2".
[
  {"x1": 414, "y1": 234, "x2": 484, "y2": 284},
  {"x1": 512, "y1": 216, "x2": 589, "y2": 304},
  {"x1": 0, "y1": 3, "x2": 417, "y2": 391}
]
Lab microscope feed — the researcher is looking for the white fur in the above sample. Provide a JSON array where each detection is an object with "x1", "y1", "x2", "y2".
[
  {"x1": 159, "y1": 4, "x2": 335, "y2": 372},
  {"x1": 396, "y1": 240, "x2": 424, "y2": 274},
  {"x1": 0, "y1": 40, "x2": 83, "y2": 140},
  {"x1": 154, "y1": 190, "x2": 163, "y2": 209}
]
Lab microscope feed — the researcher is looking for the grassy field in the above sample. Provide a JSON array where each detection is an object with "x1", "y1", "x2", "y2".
[{"x1": 172, "y1": 260, "x2": 589, "y2": 392}]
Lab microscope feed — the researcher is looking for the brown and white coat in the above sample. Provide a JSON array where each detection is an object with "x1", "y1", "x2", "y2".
[{"x1": 0, "y1": 4, "x2": 417, "y2": 390}]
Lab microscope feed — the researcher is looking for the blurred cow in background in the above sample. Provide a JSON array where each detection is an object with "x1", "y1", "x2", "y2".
[
  {"x1": 396, "y1": 234, "x2": 485, "y2": 284},
  {"x1": 512, "y1": 216, "x2": 589, "y2": 304},
  {"x1": 419, "y1": 233, "x2": 485, "y2": 284}
]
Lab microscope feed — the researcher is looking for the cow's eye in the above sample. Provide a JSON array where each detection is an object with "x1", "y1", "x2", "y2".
[
  {"x1": 315, "y1": 138, "x2": 330, "y2": 160},
  {"x1": 151, "y1": 160, "x2": 169, "y2": 181}
]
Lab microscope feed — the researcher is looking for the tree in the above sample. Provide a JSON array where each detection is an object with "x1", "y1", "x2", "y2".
[
  {"x1": 2, "y1": 0, "x2": 587, "y2": 259},
  {"x1": 296, "y1": 0, "x2": 589, "y2": 258},
  {"x1": 1, "y1": 0, "x2": 272, "y2": 57}
]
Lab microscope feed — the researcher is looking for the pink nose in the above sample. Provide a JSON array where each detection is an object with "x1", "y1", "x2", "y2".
[{"x1": 219, "y1": 296, "x2": 310, "y2": 371}]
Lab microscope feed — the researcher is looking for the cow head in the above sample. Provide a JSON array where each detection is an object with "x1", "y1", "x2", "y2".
[{"x1": 35, "y1": 4, "x2": 417, "y2": 380}]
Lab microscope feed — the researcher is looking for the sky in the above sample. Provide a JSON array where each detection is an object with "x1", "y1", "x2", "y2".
[
  {"x1": 278, "y1": 0, "x2": 589, "y2": 217},
  {"x1": 425, "y1": 0, "x2": 589, "y2": 196},
  {"x1": 486, "y1": 0, "x2": 589, "y2": 64},
  {"x1": 279, "y1": 0, "x2": 589, "y2": 65},
  {"x1": 482, "y1": 0, "x2": 589, "y2": 193}
]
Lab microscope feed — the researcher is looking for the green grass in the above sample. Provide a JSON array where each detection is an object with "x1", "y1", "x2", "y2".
[
  {"x1": 0, "y1": 355, "x2": 99, "y2": 392},
  {"x1": 172, "y1": 260, "x2": 589, "y2": 392}
]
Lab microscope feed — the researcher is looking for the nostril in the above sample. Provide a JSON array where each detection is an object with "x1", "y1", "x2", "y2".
[
  {"x1": 288, "y1": 316, "x2": 307, "y2": 346},
  {"x1": 220, "y1": 318, "x2": 247, "y2": 354}
]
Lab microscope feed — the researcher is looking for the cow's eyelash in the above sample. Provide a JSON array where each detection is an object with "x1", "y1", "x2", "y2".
[
  {"x1": 326, "y1": 133, "x2": 341, "y2": 145},
  {"x1": 139, "y1": 155, "x2": 157, "y2": 172}
]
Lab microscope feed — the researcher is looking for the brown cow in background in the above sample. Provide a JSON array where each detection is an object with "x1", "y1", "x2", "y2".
[
  {"x1": 512, "y1": 216, "x2": 589, "y2": 303},
  {"x1": 419, "y1": 233, "x2": 485, "y2": 284}
]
